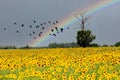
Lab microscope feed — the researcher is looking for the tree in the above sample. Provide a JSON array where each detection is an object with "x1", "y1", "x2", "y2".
[
  {"x1": 76, "y1": 11, "x2": 96, "y2": 47},
  {"x1": 114, "y1": 41, "x2": 120, "y2": 47}
]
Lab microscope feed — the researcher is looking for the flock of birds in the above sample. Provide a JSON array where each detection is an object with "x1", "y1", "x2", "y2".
[{"x1": 2, "y1": 20, "x2": 70, "y2": 40}]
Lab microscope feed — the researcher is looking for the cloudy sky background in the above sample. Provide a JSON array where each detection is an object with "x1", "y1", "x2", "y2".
[{"x1": 0, "y1": 0, "x2": 120, "y2": 47}]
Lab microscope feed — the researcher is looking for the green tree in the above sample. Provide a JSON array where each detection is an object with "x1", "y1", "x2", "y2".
[
  {"x1": 115, "y1": 41, "x2": 120, "y2": 47},
  {"x1": 76, "y1": 30, "x2": 95, "y2": 47},
  {"x1": 76, "y1": 11, "x2": 96, "y2": 47}
]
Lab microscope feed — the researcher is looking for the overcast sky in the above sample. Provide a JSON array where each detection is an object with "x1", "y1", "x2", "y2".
[{"x1": 0, "y1": 0, "x2": 120, "y2": 47}]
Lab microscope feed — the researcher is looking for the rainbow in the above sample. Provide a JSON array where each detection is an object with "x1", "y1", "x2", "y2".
[{"x1": 30, "y1": 0, "x2": 120, "y2": 47}]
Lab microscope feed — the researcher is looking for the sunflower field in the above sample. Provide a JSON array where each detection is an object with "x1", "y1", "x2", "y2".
[{"x1": 0, "y1": 47, "x2": 120, "y2": 80}]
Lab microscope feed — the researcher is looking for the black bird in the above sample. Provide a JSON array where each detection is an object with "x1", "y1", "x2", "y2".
[
  {"x1": 33, "y1": 31, "x2": 35, "y2": 34},
  {"x1": 34, "y1": 37, "x2": 36, "y2": 39},
  {"x1": 44, "y1": 22, "x2": 46, "y2": 25},
  {"x1": 60, "y1": 28, "x2": 63, "y2": 32},
  {"x1": 40, "y1": 24, "x2": 43, "y2": 26},
  {"x1": 67, "y1": 27, "x2": 70, "y2": 29},
  {"x1": 21, "y1": 24, "x2": 24, "y2": 27},
  {"x1": 14, "y1": 22, "x2": 17, "y2": 25},
  {"x1": 42, "y1": 27, "x2": 44, "y2": 30},
  {"x1": 29, "y1": 25, "x2": 32, "y2": 28},
  {"x1": 33, "y1": 20, "x2": 36, "y2": 23},
  {"x1": 39, "y1": 34, "x2": 41, "y2": 37},
  {"x1": 16, "y1": 30, "x2": 19, "y2": 33},
  {"x1": 29, "y1": 33, "x2": 32, "y2": 36},
  {"x1": 3, "y1": 28, "x2": 6, "y2": 30},
  {"x1": 56, "y1": 21, "x2": 58, "y2": 23},
  {"x1": 48, "y1": 21, "x2": 51, "y2": 23},
  {"x1": 40, "y1": 32, "x2": 42, "y2": 34},
  {"x1": 53, "y1": 23, "x2": 55, "y2": 25},
  {"x1": 36, "y1": 25, "x2": 40, "y2": 28},
  {"x1": 51, "y1": 29, "x2": 54, "y2": 32},
  {"x1": 55, "y1": 27, "x2": 59, "y2": 33},
  {"x1": 53, "y1": 33, "x2": 56, "y2": 36}
]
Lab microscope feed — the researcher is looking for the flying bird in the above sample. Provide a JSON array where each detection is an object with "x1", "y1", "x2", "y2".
[
  {"x1": 29, "y1": 25, "x2": 32, "y2": 28},
  {"x1": 14, "y1": 22, "x2": 17, "y2": 25},
  {"x1": 21, "y1": 24, "x2": 24, "y2": 27},
  {"x1": 16, "y1": 30, "x2": 19, "y2": 33},
  {"x1": 53, "y1": 33, "x2": 56, "y2": 36},
  {"x1": 29, "y1": 33, "x2": 32, "y2": 36},
  {"x1": 34, "y1": 37, "x2": 36, "y2": 39},
  {"x1": 44, "y1": 22, "x2": 46, "y2": 25},
  {"x1": 3, "y1": 28, "x2": 6, "y2": 30},
  {"x1": 42, "y1": 27, "x2": 44, "y2": 30},
  {"x1": 56, "y1": 21, "x2": 58, "y2": 23},
  {"x1": 33, "y1": 31, "x2": 35, "y2": 34},
  {"x1": 67, "y1": 27, "x2": 70, "y2": 29},
  {"x1": 51, "y1": 29, "x2": 54, "y2": 32},
  {"x1": 40, "y1": 32, "x2": 42, "y2": 34},
  {"x1": 48, "y1": 21, "x2": 51, "y2": 23},
  {"x1": 53, "y1": 23, "x2": 55, "y2": 25},
  {"x1": 36, "y1": 25, "x2": 40, "y2": 28},
  {"x1": 55, "y1": 27, "x2": 59, "y2": 33},
  {"x1": 33, "y1": 20, "x2": 36, "y2": 23},
  {"x1": 40, "y1": 24, "x2": 43, "y2": 26},
  {"x1": 60, "y1": 28, "x2": 63, "y2": 32},
  {"x1": 39, "y1": 34, "x2": 41, "y2": 37}
]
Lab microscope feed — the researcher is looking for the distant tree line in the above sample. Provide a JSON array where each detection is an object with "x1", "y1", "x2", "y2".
[
  {"x1": 48, "y1": 42, "x2": 120, "y2": 48},
  {"x1": 0, "y1": 41, "x2": 120, "y2": 49},
  {"x1": 48, "y1": 42, "x2": 79, "y2": 48},
  {"x1": 0, "y1": 45, "x2": 17, "y2": 49},
  {"x1": 48, "y1": 42, "x2": 107, "y2": 48}
]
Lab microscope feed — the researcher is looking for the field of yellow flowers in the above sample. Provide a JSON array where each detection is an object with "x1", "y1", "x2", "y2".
[{"x1": 0, "y1": 47, "x2": 120, "y2": 80}]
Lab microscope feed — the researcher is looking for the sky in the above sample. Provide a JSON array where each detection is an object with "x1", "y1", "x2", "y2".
[{"x1": 0, "y1": 0, "x2": 120, "y2": 47}]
